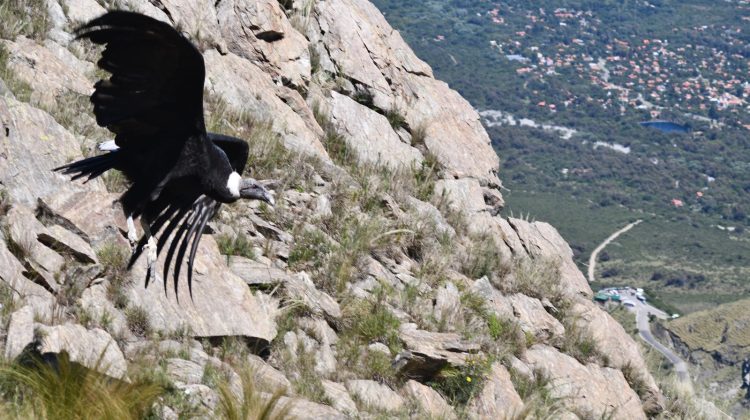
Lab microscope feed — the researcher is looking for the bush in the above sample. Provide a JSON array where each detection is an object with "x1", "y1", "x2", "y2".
[
  {"x1": 428, "y1": 356, "x2": 489, "y2": 406},
  {"x1": 216, "y1": 233, "x2": 255, "y2": 260},
  {"x1": 125, "y1": 306, "x2": 151, "y2": 337}
]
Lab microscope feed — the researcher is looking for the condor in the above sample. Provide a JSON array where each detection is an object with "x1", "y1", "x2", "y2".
[{"x1": 55, "y1": 11, "x2": 274, "y2": 298}]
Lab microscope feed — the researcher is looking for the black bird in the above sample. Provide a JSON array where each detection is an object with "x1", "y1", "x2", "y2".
[{"x1": 54, "y1": 11, "x2": 275, "y2": 298}]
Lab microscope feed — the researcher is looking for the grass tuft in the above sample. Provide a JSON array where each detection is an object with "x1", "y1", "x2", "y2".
[
  {"x1": 0, "y1": 0, "x2": 50, "y2": 41},
  {"x1": 0, "y1": 352, "x2": 162, "y2": 419},
  {"x1": 216, "y1": 368, "x2": 289, "y2": 420},
  {"x1": 216, "y1": 232, "x2": 256, "y2": 260}
]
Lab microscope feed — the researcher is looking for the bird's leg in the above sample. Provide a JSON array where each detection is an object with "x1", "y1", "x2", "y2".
[
  {"x1": 140, "y1": 217, "x2": 158, "y2": 282},
  {"x1": 126, "y1": 214, "x2": 139, "y2": 250}
]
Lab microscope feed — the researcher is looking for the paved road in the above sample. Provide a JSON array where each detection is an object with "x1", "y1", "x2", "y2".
[
  {"x1": 633, "y1": 303, "x2": 690, "y2": 383},
  {"x1": 587, "y1": 220, "x2": 643, "y2": 283}
]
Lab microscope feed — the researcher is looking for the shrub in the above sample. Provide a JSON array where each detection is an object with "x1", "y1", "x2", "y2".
[
  {"x1": 385, "y1": 107, "x2": 406, "y2": 130},
  {"x1": 428, "y1": 356, "x2": 490, "y2": 406},
  {"x1": 125, "y1": 305, "x2": 151, "y2": 337},
  {"x1": 216, "y1": 232, "x2": 255, "y2": 260}
]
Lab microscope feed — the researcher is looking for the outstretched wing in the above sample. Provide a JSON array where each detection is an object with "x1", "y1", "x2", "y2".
[
  {"x1": 76, "y1": 11, "x2": 206, "y2": 148},
  {"x1": 77, "y1": 11, "x2": 217, "y2": 298}
]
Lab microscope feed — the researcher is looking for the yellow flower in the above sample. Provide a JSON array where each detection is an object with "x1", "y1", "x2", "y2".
[{"x1": 466, "y1": 376, "x2": 472, "y2": 383}]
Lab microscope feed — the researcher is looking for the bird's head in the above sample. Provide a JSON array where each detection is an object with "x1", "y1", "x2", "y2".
[{"x1": 239, "y1": 178, "x2": 275, "y2": 206}]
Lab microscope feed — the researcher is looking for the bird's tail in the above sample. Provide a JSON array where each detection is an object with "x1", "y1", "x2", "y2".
[{"x1": 53, "y1": 152, "x2": 119, "y2": 183}]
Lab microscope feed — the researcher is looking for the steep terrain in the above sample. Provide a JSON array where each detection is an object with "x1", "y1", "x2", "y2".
[
  {"x1": 371, "y1": 0, "x2": 750, "y2": 314},
  {"x1": 0, "y1": 0, "x2": 680, "y2": 418},
  {"x1": 655, "y1": 299, "x2": 750, "y2": 415}
]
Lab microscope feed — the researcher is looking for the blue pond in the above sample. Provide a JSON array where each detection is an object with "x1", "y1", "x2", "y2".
[{"x1": 639, "y1": 121, "x2": 690, "y2": 133}]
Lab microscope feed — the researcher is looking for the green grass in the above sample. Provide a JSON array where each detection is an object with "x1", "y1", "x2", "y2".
[
  {"x1": 216, "y1": 233, "x2": 256, "y2": 260},
  {"x1": 97, "y1": 242, "x2": 130, "y2": 310},
  {"x1": 0, "y1": 352, "x2": 162, "y2": 419}
]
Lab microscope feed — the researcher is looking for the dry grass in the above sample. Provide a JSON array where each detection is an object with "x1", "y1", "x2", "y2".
[
  {"x1": 215, "y1": 368, "x2": 289, "y2": 420},
  {"x1": 0, "y1": 0, "x2": 49, "y2": 41},
  {"x1": 0, "y1": 352, "x2": 162, "y2": 419}
]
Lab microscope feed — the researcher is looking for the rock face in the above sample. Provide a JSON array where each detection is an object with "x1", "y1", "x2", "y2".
[
  {"x1": 468, "y1": 363, "x2": 524, "y2": 419},
  {"x1": 527, "y1": 345, "x2": 646, "y2": 420},
  {"x1": 0, "y1": 0, "x2": 665, "y2": 417},
  {"x1": 37, "y1": 324, "x2": 128, "y2": 379}
]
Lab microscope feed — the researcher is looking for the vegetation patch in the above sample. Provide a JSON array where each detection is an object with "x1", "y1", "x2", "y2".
[{"x1": 0, "y1": 352, "x2": 162, "y2": 419}]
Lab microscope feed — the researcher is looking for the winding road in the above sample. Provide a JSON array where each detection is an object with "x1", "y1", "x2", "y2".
[{"x1": 588, "y1": 220, "x2": 691, "y2": 383}]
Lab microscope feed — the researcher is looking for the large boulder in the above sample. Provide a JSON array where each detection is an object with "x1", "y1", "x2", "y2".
[
  {"x1": 526, "y1": 345, "x2": 646, "y2": 420},
  {"x1": 468, "y1": 363, "x2": 524, "y2": 419},
  {"x1": 327, "y1": 91, "x2": 423, "y2": 169},
  {"x1": 127, "y1": 234, "x2": 279, "y2": 345},
  {"x1": 36, "y1": 324, "x2": 128, "y2": 379},
  {"x1": 216, "y1": 0, "x2": 310, "y2": 86},
  {"x1": 0, "y1": 97, "x2": 104, "y2": 207},
  {"x1": 395, "y1": 323, "x2": 481, "y2": 379}
]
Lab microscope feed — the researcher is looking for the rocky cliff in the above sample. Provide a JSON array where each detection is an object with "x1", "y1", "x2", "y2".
[{"x1": 0, "y1": 0, "x2": 664, "y2": 418}]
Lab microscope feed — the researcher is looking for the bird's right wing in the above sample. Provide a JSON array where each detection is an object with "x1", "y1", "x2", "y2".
[
  {"x1": 76, "y1": 11, "x2": 207, "y2": 149},
  {"x1": 208, "y1": 133, "x2": 250, "y2": 174}
]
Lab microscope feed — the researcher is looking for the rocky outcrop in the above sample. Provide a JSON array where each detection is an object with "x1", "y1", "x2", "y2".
[
  {"x1": 0, "y1": 0, "x2": 665, "y2": 417},
  {"x1": 527, "y1": 345, "x2": 645, "y2": 420}
]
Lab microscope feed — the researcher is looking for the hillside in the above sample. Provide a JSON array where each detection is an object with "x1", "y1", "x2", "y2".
[
  {"x1": 371, "y1": 0, "x2": 750, "y2": 314},
  {"x1": 656, "y1": 298, "x2": 750, "y2": 414},
  {"x1": 0, "y1": 0, "x2": 693, "y2": 418}
]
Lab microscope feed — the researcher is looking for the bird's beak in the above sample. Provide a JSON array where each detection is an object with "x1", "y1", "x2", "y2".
[{"x1": 263, "y1": 189, "x2": 275, "y2": 206}]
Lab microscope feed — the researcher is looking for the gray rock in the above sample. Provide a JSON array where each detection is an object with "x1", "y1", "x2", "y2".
[
  {"x1": 228, "y1": 256, "x2": 292, "y2": 286},
  {"x1": 396, "y1": 323, "x2": 481, "y2": 379},
  {"x1": 328, "y1": 91, "x2": 423, "y2": 170},
  {"x1": 367, "y1": 342, "x2": 391, "y2": 356},
  {"x1": 61, "y1": 0, "x2": 106, "y2": 24},
  {"x1": 276, "y1": 394, "x2": 347, "y2": 419},
  {"x1": 38, "y1": 224, "x2": 98, "y2": 264},
  {"x1": 216, "y1": 0, "x2": 310, "y2": 86},
  {"x1": 38, "y1": 191, "x2": 127, "y2": 247},
  {"x1": 346, "y1": 379, "x2": 404, "y2": 413},
  {"x1": 127, "y1": 235, "x2": 278, "y2": 342},
  {"x1": 470, "y1": 277, "x2": 514, "y2": 319},
  {"x1": 5, "y1": 305, "x2": 35, "y2": 360},
  {"x1": 467, "y1": 363, "x2": 524, "y2": 419},
  {"x1": 78, "y1": 282, "x2": 129, "y2": 337},
  {"x1": 178, "y1": 383, "x2": 219, "y2": 411},
  {"x1": 508, "y1": 293, "x2": 565, "y2": 342},
  {"x1": 0, "y1": 238, "x2": 55, "y2": 319},
  {"x1": 435, "y1": 178, "x2": 488, "y2": 216},
  {"x1": 526, "y1": 345, "x2": 647, "y2": 420},
  {"x1": 402, "y1": 380, "x2": 456, "y2": 419},
  {"x1": 314, "y1": 342, "x2": 337, "y2": 375},
  {"x1": 322, "y1": 380, "x2": 358, "y2": 416},
  {"x1": 203, "y1": 49, "x2": 328, "y2": 160},
  {"x1": 36, "y1": 324, "x2": 128, "y2": 379},
  {"x1": 6, "y1": 205, "x2": 65, "y2": 290},
  {"x1": 298, "y1": 317, "x2": 338, "y2": 345},
  {"x1": 246, "y1": 354, "x2": 291, "y2": 393},
  {"x1": 285, "y1": 272, "x2": 341, "y2": 319},
  {"x1": 434, "y1": 282, "x2": 461, "y2": 329},
  {"x1": 0, "y1": 38, "x2": 91, "y2": 107},
  {"x1": 166, "y1": 358, "x2": 204, "y2": 385}
]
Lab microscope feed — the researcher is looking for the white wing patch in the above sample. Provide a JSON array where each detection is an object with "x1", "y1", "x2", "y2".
[
  {"x1": 227, "y1": 171, "x2": 241, "y2": 198},
  {"x1": 98, "y1": 140, "x2": 119, "y2": 151}
]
